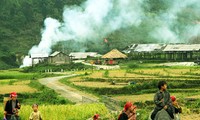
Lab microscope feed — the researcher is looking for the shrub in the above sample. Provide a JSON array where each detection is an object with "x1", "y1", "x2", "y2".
[
  {"x1": 125, "y1": 69, "x2": 132, "y2": 73},
  {"x1": 103, "y1": 70, "x2": 109, "y2": 78},
  {"x1": 85, "y1": 72, "x2": 89, "y2": 75},
  {"x1": 22, "y1": 63, "x2": 91, "y2": 73},
  {"x1": 28, "y1": 80, "x2": 72, "y2": 105},
  {"x1": 127, "y1": 63, "x2": 139, "y2": 69}
]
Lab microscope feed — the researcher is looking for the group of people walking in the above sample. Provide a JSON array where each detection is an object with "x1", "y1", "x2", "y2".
[
  {"x1": 118, "y1": 80, "x2": 182, "y2": 120},
  {"x1": 3, "y1": 81, "x2": 181, "y2": 120},
  {"x1": 3, "y1": 92, "x2": 42, "y2": 120}
]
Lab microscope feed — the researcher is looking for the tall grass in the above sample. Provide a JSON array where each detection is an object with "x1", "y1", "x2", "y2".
[
  {"x1": 0, "y1": 70, "x2": 58, "y2": 80},
  {"x1": 0, "y1": 103, "x2": 111, "y2": 120},
  {"x1": 22, "y1": 63, "x2": 91, "y2": 73}
]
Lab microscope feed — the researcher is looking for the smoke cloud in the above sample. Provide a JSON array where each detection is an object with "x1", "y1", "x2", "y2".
[
  {"x1": 21, "y1": 0, "x2": 200, "y2": 67},
  {"x1": 150, "y1": 0, "x2": 200, "y2": 43},
  {"x1": 29, "y1": 0, "x2": 144, "y2": 55}
]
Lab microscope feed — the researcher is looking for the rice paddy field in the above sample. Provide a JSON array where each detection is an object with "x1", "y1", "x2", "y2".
[
  {"x1": 0, "y1": 79, "x2": 37, "y2": 94},
  {"x1": 66, "y1": 67, "x2": 200, "y2": 106},
  {"x1": 61, "y1": 64, "x2": 200, "y2": 119},
  {"x1": 67, "y1": 67, "x2": 200, "y2": 91},
  {"x1": 0, "y1": 70, "x2": 38, "y2": 80},
  {"x1": 73, "y1": 81, "x2": 126, "y2": 88},
  {"x1": 0, "y1": 103, "x2": 112, "y2": 120},
  {"x1": 1, "y1": 64, "x2": 200, "y2": 120}
]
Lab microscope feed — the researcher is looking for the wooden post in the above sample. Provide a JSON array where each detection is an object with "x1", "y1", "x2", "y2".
[
  {"x1": 32, "y1": 58, "x2": 34, "y2": 67},
  {"x1": 182, "y1": 52, "x2": 184, "y2": 61},
  {"x1": 190, "y1": 51, "x2": 193, "y2": 60}
]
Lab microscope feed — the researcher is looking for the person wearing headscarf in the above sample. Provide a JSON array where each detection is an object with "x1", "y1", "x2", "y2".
[{"x1": 4, "y1": 92, "x2": 21, "y2": 120}]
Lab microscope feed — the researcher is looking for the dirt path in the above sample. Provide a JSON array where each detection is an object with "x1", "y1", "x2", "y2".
[{"x1": 39, "y1": 75, "x2": 98, "y2": 103}]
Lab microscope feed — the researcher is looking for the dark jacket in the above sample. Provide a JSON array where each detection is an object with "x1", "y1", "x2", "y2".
[
  {"x1": 174, "y1": 106, "x2": 182, "y2": 114},
  {"x1": 154, "y1": 90, "x2": 173, "y2": 110},
  {"x1": 4, "y1": 100, "x2": 21, "y2": 115},
  {"x1": 118, "y1": 112, "x2": 128, "y2": 120},
  {"x1": 151, "y1": 90, "x2": 175, "y2": 120}
]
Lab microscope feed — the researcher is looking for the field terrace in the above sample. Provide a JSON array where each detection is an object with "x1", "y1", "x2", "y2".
[
  {"x1": 65, "y1": 67, "x2": 200, "y2": 97},
  {"x1": 60, "y1": 66, "x2": 200, "y2": 119}
]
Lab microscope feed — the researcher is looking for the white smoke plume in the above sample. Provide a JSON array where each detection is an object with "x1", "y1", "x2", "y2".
[
  {"x1": 21, "y1": 0, "x2": 145, "y2": 67},
  {"x1": 29, "y1": 0, "x2": 144, "y2": 55},
  {"x1": 150, "y1": 0, "x2": 200, "y2": 43},
  {"x1": 21, "y1": 0, "x2": 200, "y2": 67}
]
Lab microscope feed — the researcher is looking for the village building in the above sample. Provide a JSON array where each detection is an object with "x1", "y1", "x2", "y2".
[
  {"x1": 31, "y1": 53, "x2": 49, "y2": 66},
  {"x1": 48, "y1": 51, "x2": 70, "y2": 64},
  {"x1": 163, "y1": 44, "x2": 200, "y2": 61},
  {"x1": 69, "y1": 52, "x2": 101, "y2": 60},
  {"x1": 123, "y1": 44, "x2": 200, "y2": 61},
  {"x1": 122, "y1": 44, "x2": 137, "y2": 54},
  {"x1": 127, "y1": 44, "x2": 166, "y2": 59},
  {"x1": 24, "y1": 51, "x2": 71, "y2": 66},
  {"x1": 101, "y1": 49, "x2": 127, "y2": 65}
]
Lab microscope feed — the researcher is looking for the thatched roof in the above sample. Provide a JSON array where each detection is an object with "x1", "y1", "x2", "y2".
[{"x1": 102, "y1": 49, "x2": 127, "y2": 59}]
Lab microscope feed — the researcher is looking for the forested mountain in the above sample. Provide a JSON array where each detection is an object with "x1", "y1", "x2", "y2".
[
  {"x1": 0, "y1": 0, "x2": 85, "y2": 69},
  {"x1": 0, "y1": 0, "x2": 200, "y2": 69}
]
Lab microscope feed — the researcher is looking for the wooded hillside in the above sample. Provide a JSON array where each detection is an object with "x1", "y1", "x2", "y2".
[
  {"x1": 0, "y1": 0, "x2": 85, "y2": 69},
  {"x1": 0, "y1": 0, "x2": 199, "y2": 69}
]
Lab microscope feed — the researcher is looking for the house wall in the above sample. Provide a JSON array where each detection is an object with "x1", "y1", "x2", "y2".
[
  {"x1": 49, "y1": 53, "x2": 70, "y2": 64},
  {"x1": 164, "y1": 51, "x2": 197, "y2": 61},
  {"x1": 128, "y1": 51, "x2": 200, "y2": 61}
]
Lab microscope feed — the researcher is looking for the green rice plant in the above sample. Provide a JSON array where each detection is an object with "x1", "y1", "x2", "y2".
[
  {"x1": 125, "y1": 69, "x2": 132, "y2": 73},
  {"x1": 0, "y1": 71, "x2": 40, "y2": 80},
  {"x1": 0, "y1": 70, "x2": 61, "y2": 81},
  {"x1": 0, "y1": 79, "x2": 11, "y2": 85},
  {"x1": 103, "y1": 70, "x2": 109, "y2": 78},
  {"x1": 136, "y1": 109, "x2": 150, "y2": 120},
  {"x1": 0, "y1": 103, "x2": 111, "y2": 120}
]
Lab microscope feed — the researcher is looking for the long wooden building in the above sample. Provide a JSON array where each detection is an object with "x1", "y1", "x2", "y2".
[{"x1": 123, "y1": 44, "x2": 200, "y2": 61}]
